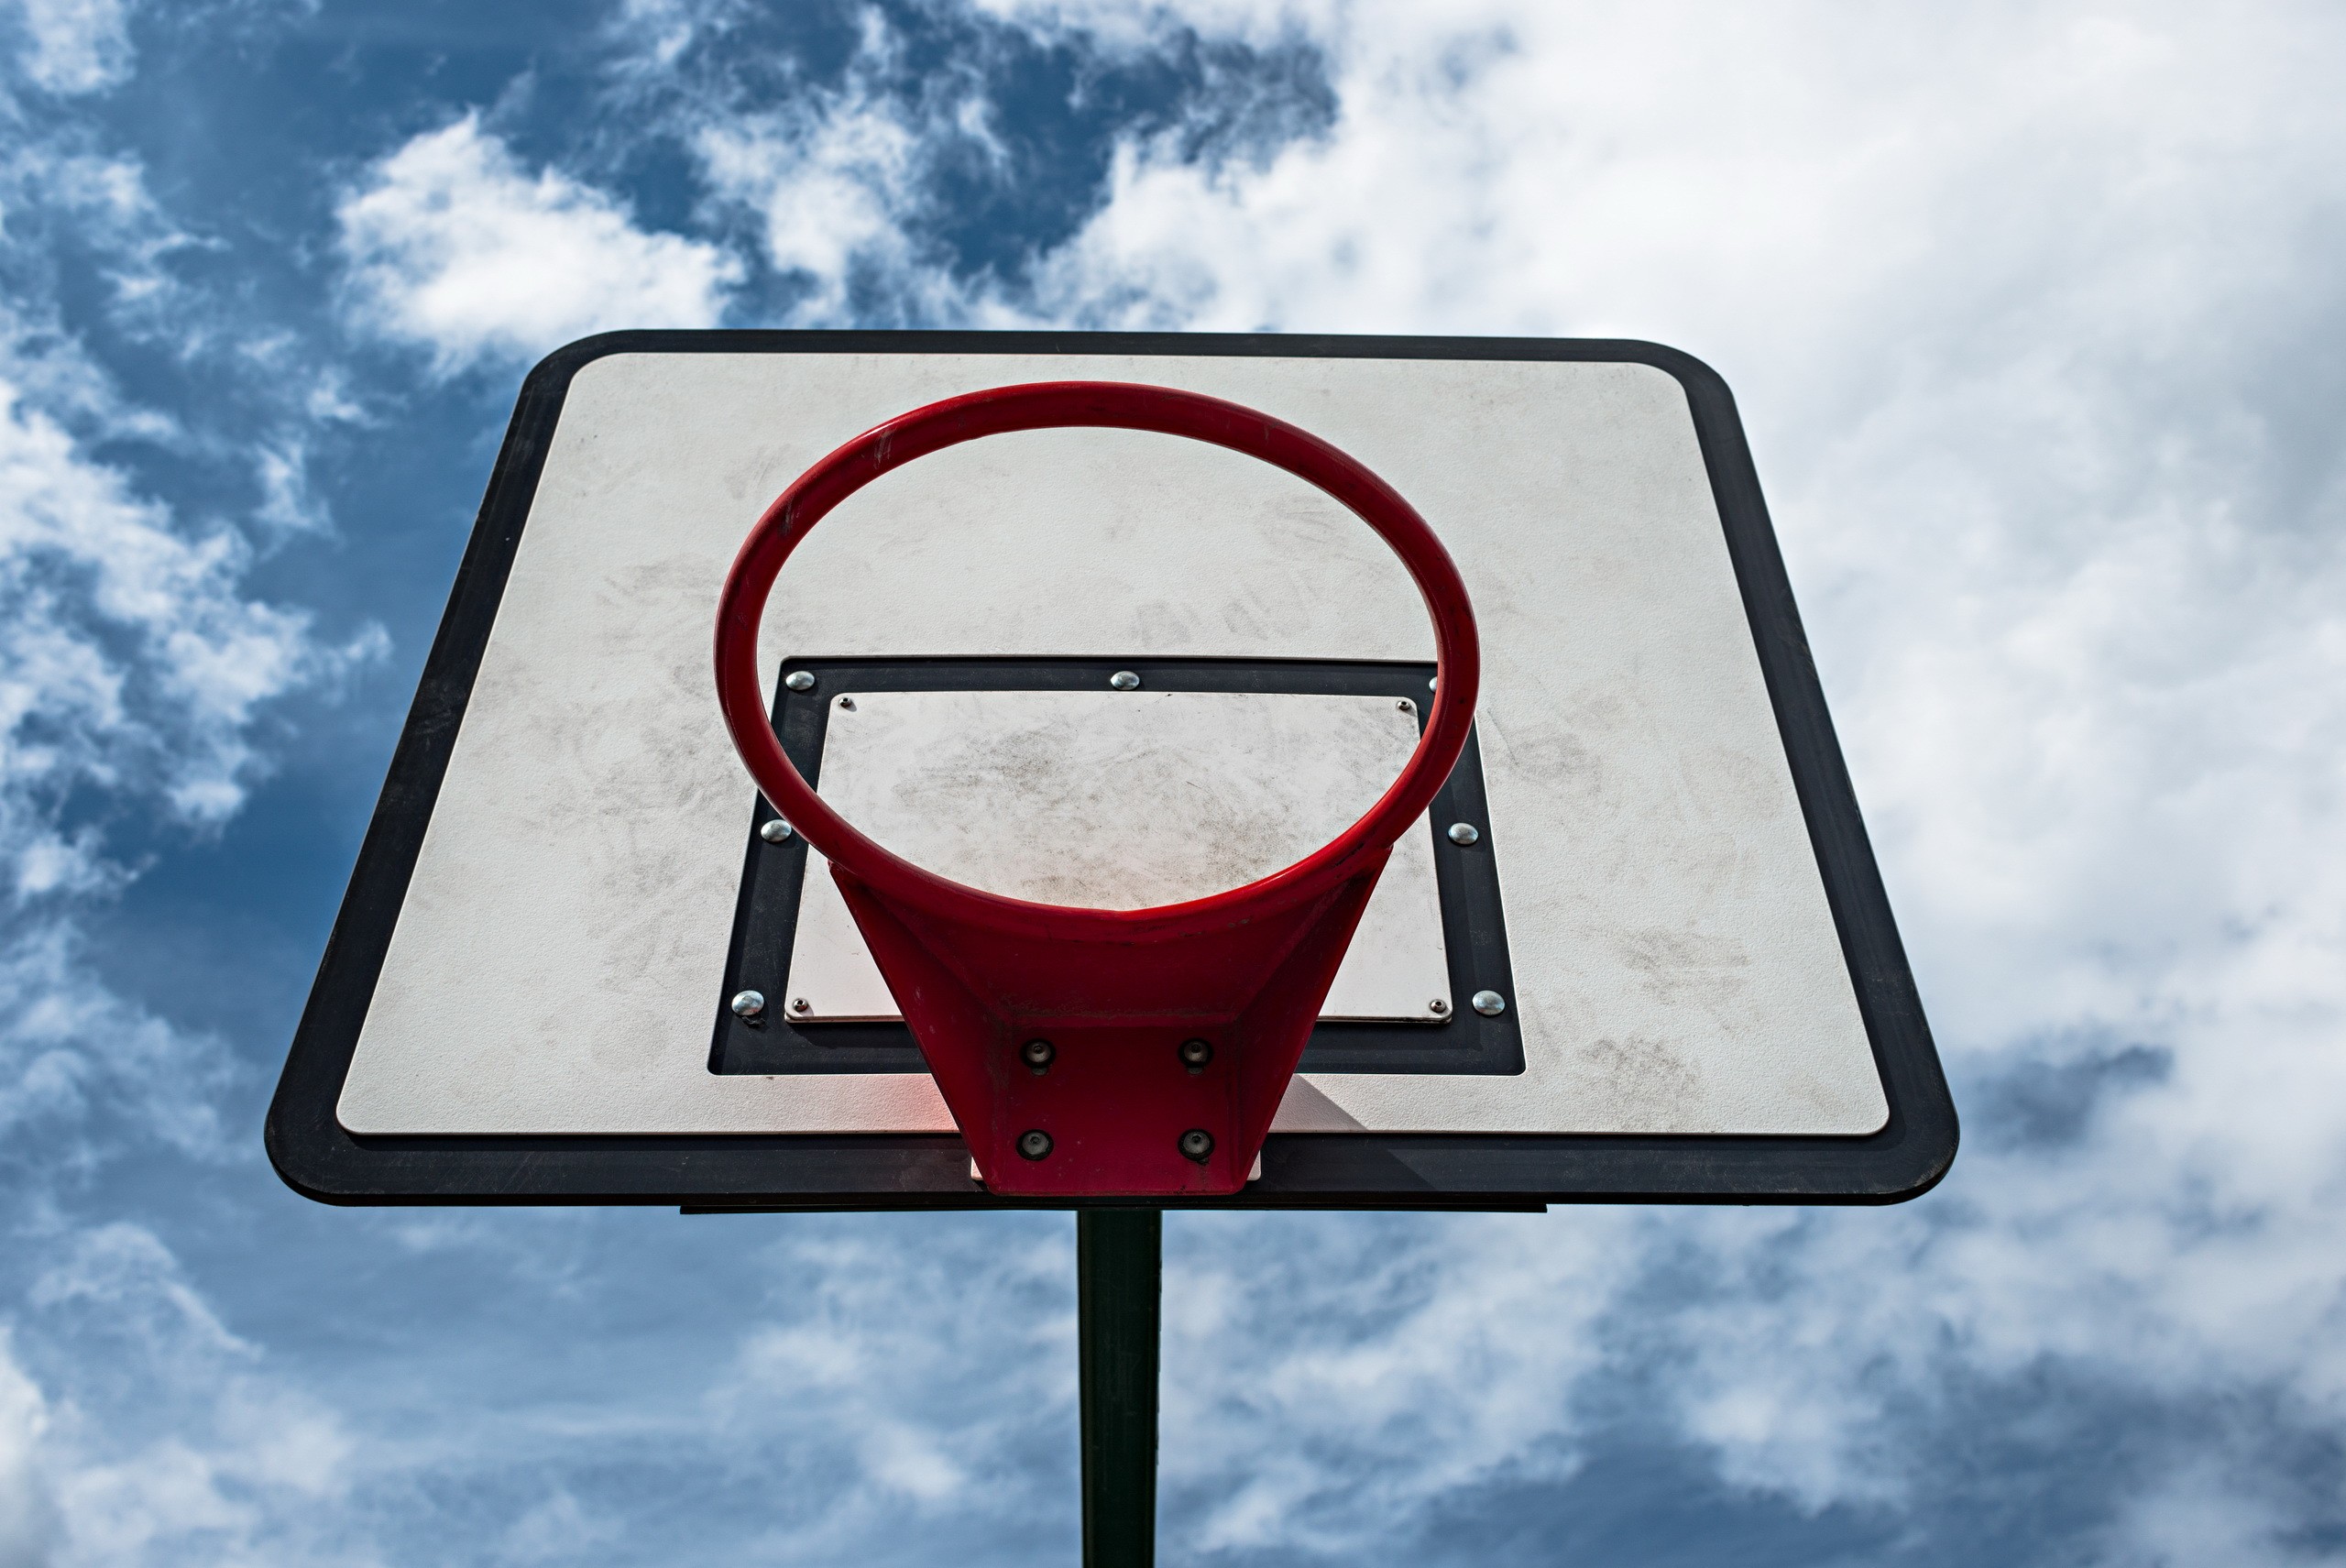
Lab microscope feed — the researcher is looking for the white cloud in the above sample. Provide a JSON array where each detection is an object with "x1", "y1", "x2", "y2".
[
  {"x1": 694, "y1": 100, "x2": 925, "y2": 323},
  {"x1": 252, "y1": 438, "x2": 329, "y2": 534},
  {"x1": 701, "y1": 1223, "x2": 1075, "y2": 1549},
  {"x1": 0, "y1": 356, "x2": 374, "y2": 864},
  {"x1": 970, "y1": 0, "x2": 1336, "y2": 57},
  {"x1": 30, "y1": 1223, "x2": 253, "y2": 1360},
  {"x1": 0, "y1": 308, "x2": 384, "y2": 1157},
  {"x1": 603, "y1": 0, "x2": 726, "y2": 72},
  {"x1": 674, "y1": 14, "x2": 990, "y2": 326},
  {"x1": 1160, "y1": 1211, "x2": 1631, "y2": 1554},
  {"x1": 0, "y1": 147, "x2": 200, "y2": 389},
  {"x1": 499, "y1": 1490, "x2": 619, "y2": 1563},
  {"x1": 0, "y1": 73, "x2": 396, "y2": 1560},
  {"x1": 336, "y1": 114, "x2": 744, "y2": 373},
  {"x1": 0, "y1": 1332, "x2": 53, "y2": 1568},
  {"x1": 2, "y1": 1224, "x2": 364, "y2": 1566},
  {"x1": 2094, "y1": 1458, "x2": 2310, "y2": 1568},
  {"x1": 7, "y1": 0, "x2": 134, "y2": 95},
  {"x1": 0, "y1": 922, "x2": 240, "y2": 1157}
]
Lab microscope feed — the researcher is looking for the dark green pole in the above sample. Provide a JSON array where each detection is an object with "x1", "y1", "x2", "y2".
[{"x1": 1079, "y1": 1208, "x2": 1162, "y2": 1568}]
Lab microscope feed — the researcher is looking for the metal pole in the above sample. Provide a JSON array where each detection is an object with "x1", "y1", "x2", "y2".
[{"x1": 1079, "y1": 1208, "x2": 1161, "y2": 1568}]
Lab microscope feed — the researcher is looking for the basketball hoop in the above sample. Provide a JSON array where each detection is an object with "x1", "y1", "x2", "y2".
[{"x1": 715, "y1": 381, "x2": 1479, "y2": 1197}]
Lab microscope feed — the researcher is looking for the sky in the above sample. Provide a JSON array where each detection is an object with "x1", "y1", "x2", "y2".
[{"x1": 0, "y1": 0, "x2": 2342, "y2": 1563}]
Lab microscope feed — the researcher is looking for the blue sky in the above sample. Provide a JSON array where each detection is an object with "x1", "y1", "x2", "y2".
[{"x1": 2, "y1": 0, "x2": 2344, "y2": 1563}]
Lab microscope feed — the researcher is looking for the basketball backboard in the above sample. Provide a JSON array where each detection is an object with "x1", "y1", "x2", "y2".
[{"x1": 267, "y1": 332, "x2": 1956, "y2": 1211}]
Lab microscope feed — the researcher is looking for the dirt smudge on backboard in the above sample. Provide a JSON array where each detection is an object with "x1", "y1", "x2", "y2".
[
  {"x1": 1478, "y1": 712, "x2": 1605, "y2": 805},
  {"x1": 1579, "y1": 1035, "x2": 1705, "y2": 1115},
  {"x1": 1614, "y1": 926, "x2": 1751, "y2": 1008}
]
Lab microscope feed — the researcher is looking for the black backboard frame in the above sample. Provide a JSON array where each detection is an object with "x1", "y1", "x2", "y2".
[{"x1": 265, "y1": 331, "x2": 1957, "y2": 1212}]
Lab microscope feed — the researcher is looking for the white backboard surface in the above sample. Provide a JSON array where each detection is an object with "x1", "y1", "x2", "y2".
[{"x1": 334, "y1": 348, "x2": 1889, "y2": 1140}]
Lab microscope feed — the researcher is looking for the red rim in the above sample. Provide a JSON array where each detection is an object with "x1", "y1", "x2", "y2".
[{"x1": 714, "y1": 380, "x2": 1481, "y2": 943}]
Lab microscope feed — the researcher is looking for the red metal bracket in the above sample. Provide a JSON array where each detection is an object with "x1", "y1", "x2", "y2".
[{"x1": 715, "y1": 382, "x2": 1479, "y2": 1197}]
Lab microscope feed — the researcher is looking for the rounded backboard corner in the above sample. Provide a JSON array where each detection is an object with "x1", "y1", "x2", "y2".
[
  {"x1": 517, "y1": 329, "x2": 691, "y2": 400},
  {"x1": 1840, "y1": 1098, "x2": 1960, "y2": 1208},
  {"x1": 261, "y1": 1108, "x2": 351, "y2": 1207},
  {"x1": 1886, "y1": 1113, "x2": 1962, "y2": 1206},
  {"x1": 1589, "y1": 337, "x2": 1736, "y2": 400}
]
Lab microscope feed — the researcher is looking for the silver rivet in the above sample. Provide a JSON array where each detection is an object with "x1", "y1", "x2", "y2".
[
  {"x1": 1447, "y1": 822, "x2": 1480, "y2": 846},
  {"x1": 1472, "y1": 990, "x2": 1507, "y2": 1016},
  {"x1": 729, "y1": 990, "x2": 764, "y2": 1018},
  {"x1": 1397, "y1": 698, "x2": 1415, "y2": 714},
  {"x1": 789, "y1": 997, "x2": 811, "y2": 1014},
  {"x1": 1178, "y1": 1128, "x2": 1214, "y2": 1163},
  {"x1": 760, "y1": 819, "x2": 794, "y2": 844},
  {"x1": 1018, "y1": 1130, "x2": 1053, "y2": 1160},
  {"x1": 1429, "y1": 997, "x2": 1451, "y2": 1016},
  {"x1": 1021, "y1": 1038, "x2": 1056, "y2": 1073},
  {"x1": 1109, "y1": 670, "x2": 1141, "y2": 691},
  {"x1": 784, "y1": 670, "x2": 817, "y2": 693},
  {"x1": 1178, "y1": 1038, "x2": 1212, "y2": 1072},
  {"x1": 1429, "y1": 677, "x2": 1438, "y2": 691},
  {"x1": 837, "y1": 696, "x2": 855, "y2": 711}
]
